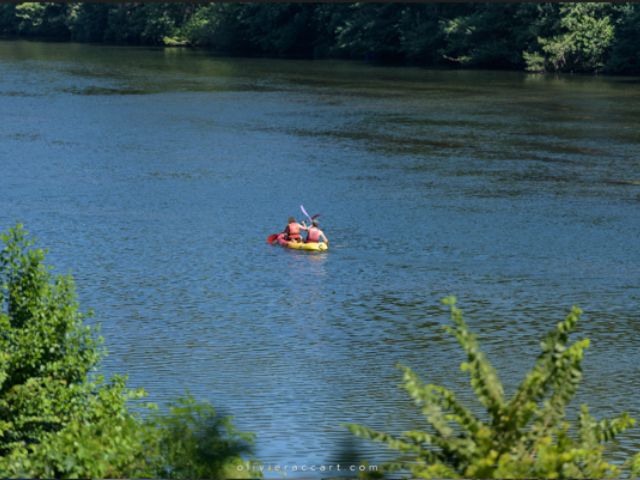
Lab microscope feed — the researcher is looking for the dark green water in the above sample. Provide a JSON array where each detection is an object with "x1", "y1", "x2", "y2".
[{"x1": 1, "y1": 40, "x2": 640, "y2": 472}]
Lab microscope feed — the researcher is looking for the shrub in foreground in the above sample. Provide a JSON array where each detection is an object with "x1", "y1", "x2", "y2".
[
  {"x1": 348, "y1": 297, "x2": 640, "y2": 478},
  {"x1": 0, "y1": 225, "x2": 254, "y2": 478}
]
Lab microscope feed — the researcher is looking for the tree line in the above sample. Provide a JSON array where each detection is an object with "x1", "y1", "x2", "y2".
[{"x1": 1, "y1": 2, "x2": 639, "y2": 74}]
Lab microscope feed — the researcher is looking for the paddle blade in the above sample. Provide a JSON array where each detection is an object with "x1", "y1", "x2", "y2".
[
  {"x1": 311, "y1": 214, "x2": 321, "y2": 220},
  {"x1": 267, "y1": 233, "x2": 279, "y2": 244},
  {"x1": 300, "y1": 204, "x2": 312, "y2": 222}
]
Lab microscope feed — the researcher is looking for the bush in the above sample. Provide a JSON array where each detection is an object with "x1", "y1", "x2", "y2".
[
  {"x1": 348, "y1": 297, "x2": 640, "y2": 478},
  {"x1": 150, "y1": 395, "x2": 255, "y2": 479},
  {"x1": 0, "y1": 225, "x2": 255, "y2": 478},
  {"x1": 535, "y1": 4, "x2": 615, "y2": 73}
]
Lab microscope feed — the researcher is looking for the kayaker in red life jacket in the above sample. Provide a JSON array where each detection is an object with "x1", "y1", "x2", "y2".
[
  {"x1": 284, "y1": 216, "x2": 305, "y2": 242},
  {"x1": 305, "y1": 220, "x2": 329, "y2": 245}
]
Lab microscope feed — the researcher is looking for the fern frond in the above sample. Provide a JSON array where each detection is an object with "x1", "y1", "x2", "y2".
[
  {"x1": 442, "y1": 299, "x2": 504, "y2": 419},
  {"x1": 594, "y1": 412, "x2": 636, "y2": 442},
  {"x1": 346, "y1": 424, "x2": 426, "y2": 456},
  {"x1": 577, "y1": 404, "x2": 597, "y2": 446},
  {"x1": 403, "y1": 430, "x2": 447, "y2": 462},
  {"x1": 528, "y1": 338, "x2": 590, "y2": 442},
  {"x1": 403, "y1": 428, "x2": 475, "y2": 466},
  {"x1": 507, "y1": 307, "x2": 583, "y2": 425},
  {"x1": 400, "y1": 365, "x2": 485, "y2": 437},
  {"x1": 628, "y1": 451, "x2": 640, "y2": 479},
  {"x1": 399, "y1": 365, "x2": 452, "y2": 437}
]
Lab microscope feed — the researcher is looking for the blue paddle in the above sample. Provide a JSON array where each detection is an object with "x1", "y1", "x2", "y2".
[
  {"x1": 300, "y1": 205, "x2": 321, "y2": 223},
  {"x1": 300, "y1": 204, "x2": 313, "y2": 224}
]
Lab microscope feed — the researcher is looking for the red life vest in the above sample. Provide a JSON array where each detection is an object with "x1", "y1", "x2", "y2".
[
  {"x1": 307, "y1": 227, "x2": 321, "y2": 243},
  {"x1": 286, "y1": 222, "x2": 301, "y2": 240}
]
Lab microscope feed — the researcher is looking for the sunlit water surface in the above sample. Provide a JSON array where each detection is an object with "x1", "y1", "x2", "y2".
[{"x1": 1, "y1": 41, "x2": 640, "y2": 474}]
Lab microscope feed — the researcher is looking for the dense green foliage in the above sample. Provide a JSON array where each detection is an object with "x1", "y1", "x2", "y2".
[
  {"x1": 151, "y1": 395, "x2": 255, "y2": 479},
  {"x1": 348, "y1": 297, "x2": 640, "y2": 479},
  {"x1": 0, "y1": 225, "x2": 254, "y2": 478},
  {"x1": 1, "y1": 3, "x2": 640, "y2": 74}
]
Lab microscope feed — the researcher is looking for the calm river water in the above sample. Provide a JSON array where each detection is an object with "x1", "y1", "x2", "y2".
[{"x1": 1, "y1": 40, "x2": 640, "y2": 472}]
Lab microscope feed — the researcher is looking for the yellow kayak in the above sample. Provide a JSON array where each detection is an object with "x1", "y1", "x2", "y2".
[
  {"x1": 272, "y1": 233, "x2": 328, "y2": 251},
  {"x1": 283, "y1": 240, "x2": 328, "y2": 251}
]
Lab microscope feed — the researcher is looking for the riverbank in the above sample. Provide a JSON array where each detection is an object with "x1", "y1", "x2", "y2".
[{"x1": 1, "y1": 3, "x2": 639, "y2": 75}]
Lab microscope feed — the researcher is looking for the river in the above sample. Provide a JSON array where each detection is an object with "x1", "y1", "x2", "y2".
[{"x1": 1, "y1": 40, "x2": 639, "y2": 472}]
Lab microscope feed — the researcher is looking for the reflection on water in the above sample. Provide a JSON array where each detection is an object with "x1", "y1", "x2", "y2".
[{"x1": 1, "y1": 40, "x2": 640, "y2": 473}]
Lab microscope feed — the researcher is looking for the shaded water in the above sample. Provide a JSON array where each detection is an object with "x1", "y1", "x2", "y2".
[{"x1": 1, "y1": 40, "x2": 640, "y2": 472}]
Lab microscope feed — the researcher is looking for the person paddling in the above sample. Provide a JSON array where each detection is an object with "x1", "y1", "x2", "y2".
[
  {"x1": 284, "y1": 216, "x2": 306, "y2": 242},
  {"x1": 305, "y1": 219, "x2": 328, "y2": 245}
]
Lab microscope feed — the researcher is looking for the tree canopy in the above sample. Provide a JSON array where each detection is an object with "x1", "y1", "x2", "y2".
[{"x1": 1, "y1": 3, "x2": 639, "y2": 74}]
